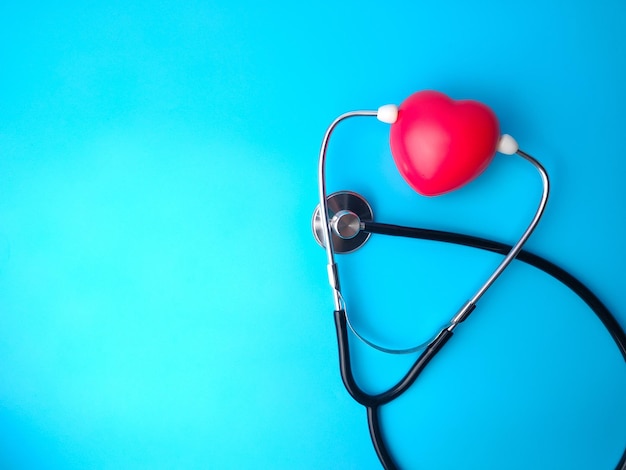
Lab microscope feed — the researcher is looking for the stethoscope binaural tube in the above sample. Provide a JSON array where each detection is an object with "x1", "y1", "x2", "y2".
[
  {"x1": 314, "y1": 92, "x2": 626, "y2": 470},
  {"x1": 316, "y1": 104, "x2": 550, "y2": 344}
]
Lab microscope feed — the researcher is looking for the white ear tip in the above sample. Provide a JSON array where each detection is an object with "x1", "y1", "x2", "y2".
[
  {"x1": 498, "y1": 134, "x2": 519, "y2": 155},
  {"x1": 377, "y1": 104, "x2": 398, "y2": 124}
]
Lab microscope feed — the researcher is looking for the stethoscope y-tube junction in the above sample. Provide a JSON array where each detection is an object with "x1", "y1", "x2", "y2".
[
  {"x1": 314, "y1": 108, "x2": 626, "y2": 469},
  {"x1": 335, "y1": 309, "x2": 454, "y2": 470}
]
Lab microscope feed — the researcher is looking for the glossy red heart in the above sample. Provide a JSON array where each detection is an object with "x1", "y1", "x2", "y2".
[{"x1": 389, "y1": 90, "x2": 500, "y2": 196}]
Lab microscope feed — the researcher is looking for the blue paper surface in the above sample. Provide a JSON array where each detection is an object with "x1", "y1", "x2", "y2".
[{"x1": 1, "y1": 1, "x2": 625, "y2": 468}]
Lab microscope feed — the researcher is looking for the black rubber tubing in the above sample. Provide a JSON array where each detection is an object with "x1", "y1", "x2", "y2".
[{"x1": 331, "y1": 220, "x2": 626, "y2": 469}]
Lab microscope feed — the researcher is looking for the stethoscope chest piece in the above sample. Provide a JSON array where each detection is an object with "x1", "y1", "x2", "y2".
[{"x1": 312, "y1": 191, "x2": 373, "y2": 254}]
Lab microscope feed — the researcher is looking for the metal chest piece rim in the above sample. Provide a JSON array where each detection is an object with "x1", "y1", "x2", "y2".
[{"x1": 312, "y1": 191, "x2": 373, "y2": 254}]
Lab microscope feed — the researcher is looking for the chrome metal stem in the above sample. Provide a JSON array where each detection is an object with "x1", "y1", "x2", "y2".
[
  {"x1": 317, "y1": 110, "x2": 378, "y2": 310},
  {"x1": 448, "y1": 149, "x2": 550, "y2": 330}
]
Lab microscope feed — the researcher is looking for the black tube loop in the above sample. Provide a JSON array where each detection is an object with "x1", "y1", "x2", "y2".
[
  {"x1": 334, "y1": 309, "x2": 453, "y2": 408},
  {"x1": 362, "y1": 221, "x2": 626, "y2": 361},
  {"x1": 333, "y1": 220, "x2": 626, "y2": 470}
]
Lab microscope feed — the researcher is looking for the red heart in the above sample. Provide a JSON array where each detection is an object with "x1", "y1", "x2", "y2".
[{"x1": 389, "y1": 91, "x2": 500, "y2": 196}]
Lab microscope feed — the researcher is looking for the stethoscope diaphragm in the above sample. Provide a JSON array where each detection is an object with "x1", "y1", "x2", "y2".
[{"x1": 311, "y1": 191, "x2": 373, "y2": 254}]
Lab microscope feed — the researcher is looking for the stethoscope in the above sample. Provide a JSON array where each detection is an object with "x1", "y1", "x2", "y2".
[{"x1": 311, "y1": 91, "x2": 626, "y2": 470}]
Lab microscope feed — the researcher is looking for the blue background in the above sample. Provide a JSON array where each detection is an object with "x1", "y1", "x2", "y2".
[{"x1": 1, "y1": 1, "x2": 625, "y2": 469}]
